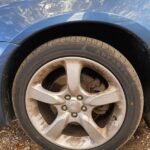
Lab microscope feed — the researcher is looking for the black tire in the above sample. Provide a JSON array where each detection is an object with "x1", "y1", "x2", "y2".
[{"x1": 13, "y1": 36, "x2": 143, "y2": 150}]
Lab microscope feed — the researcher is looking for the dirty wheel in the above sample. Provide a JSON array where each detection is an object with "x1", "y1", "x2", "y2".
[{"x1": 13, "y1": 37, "x2": 143, "y2": 150}]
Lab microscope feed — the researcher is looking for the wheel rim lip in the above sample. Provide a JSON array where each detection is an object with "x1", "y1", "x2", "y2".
[{"x1": 25, "y1": 57, "x2": 126, "y2": 150}]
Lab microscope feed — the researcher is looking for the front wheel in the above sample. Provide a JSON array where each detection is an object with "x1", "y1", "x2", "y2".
[{"x1": 13, "y1": 37, "x2": 143, "y2": 150}]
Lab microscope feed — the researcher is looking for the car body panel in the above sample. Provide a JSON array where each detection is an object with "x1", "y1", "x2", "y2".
[
  {"x1": 0, "y1": 0, "x2": 150, "y2": 127},
  {"x1": 0, "y1": 0, "x2": 150, "y2": 46},
  {"x1": 0, "y1": 42, "x2": 18, "y2": 128}
]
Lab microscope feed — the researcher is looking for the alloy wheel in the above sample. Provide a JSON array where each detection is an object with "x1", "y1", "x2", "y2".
[{"x1": 25, "y1": 57, "x2": 126, "y2": 149}]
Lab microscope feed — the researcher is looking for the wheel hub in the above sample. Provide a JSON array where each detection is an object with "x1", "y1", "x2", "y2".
[{"x1": 66, "y1": 98, "x2": 82, "y2": 113}]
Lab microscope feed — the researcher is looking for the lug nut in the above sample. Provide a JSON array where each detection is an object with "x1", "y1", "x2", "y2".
[
  {"x1": 77, "y1": 95, "x2": 83, "y2": 100},
  {"x1": 64, "y1": 95, "x2": 71, "y2": 100},
  {"x1": 61, "y1": 105, "x2": 67, "y2": 111},
  {"x1": 81, "y1": 106, "x2": 87, "y2": 111},
  {"x1": 71, "y1": 112, "x2": 78, "y2": 117}
]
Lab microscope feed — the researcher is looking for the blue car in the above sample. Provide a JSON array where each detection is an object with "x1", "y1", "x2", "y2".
[{"x1": 0, "y1": 0, "x2": 150, "y2": 149}]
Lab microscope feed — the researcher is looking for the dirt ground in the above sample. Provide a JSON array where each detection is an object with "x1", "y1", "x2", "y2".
[{"x1": 0, "y1": 120, "x2": 149, "y2": 150}]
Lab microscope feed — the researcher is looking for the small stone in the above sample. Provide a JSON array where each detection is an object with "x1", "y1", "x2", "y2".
[{"x1": 24, "y1": 146, "x2": 30, "y2": 150}]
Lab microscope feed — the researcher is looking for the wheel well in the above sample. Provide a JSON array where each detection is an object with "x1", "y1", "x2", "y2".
[{"x1": 8, "y1": 21, "x2": 150, "y2": 119}]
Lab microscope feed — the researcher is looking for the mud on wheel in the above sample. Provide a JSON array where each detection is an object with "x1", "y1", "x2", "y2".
[{"x1": 13, "y1": 37, "x2": 143, "y2": 150}]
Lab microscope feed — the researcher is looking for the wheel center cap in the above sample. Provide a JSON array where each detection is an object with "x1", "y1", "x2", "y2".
[{"x1": 67, "y1": 100, "x2": 81, "y2": 113}]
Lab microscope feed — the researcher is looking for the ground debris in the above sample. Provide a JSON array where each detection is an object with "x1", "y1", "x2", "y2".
[{"x1": 0, "y1": 120, "x2": 149, "y2": 150}]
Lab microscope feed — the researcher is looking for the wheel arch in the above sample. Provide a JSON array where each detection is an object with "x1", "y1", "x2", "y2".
[{"x1": 1, "y1": 19, "x2": 150, "y2": 127}]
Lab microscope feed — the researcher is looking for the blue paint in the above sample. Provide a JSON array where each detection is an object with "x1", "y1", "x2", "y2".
[{"x1": 0, "y1": 0, "x2": 150, "y2": 46}]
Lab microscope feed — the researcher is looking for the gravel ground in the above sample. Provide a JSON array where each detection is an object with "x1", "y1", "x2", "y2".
[{"x1": 0, "y1": 120, "x2": 149, "y2": 150}]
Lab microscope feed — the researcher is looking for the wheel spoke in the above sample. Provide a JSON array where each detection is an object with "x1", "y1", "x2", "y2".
[
  {"x1": 65, "y1": 60, "x2": 82, "y2": 95},
  {"x1": 85, "y1": 87, "x2": 120, "y2": 106},
  {"x1": 79, "y1": 114, "x2": 107, "y2": 143},
  {"x1": 30, "y1": 84, "x2": 64, "y2": 104},
  {"x1": 43, "y1": 112, "x2": 69, "y2": 139}
]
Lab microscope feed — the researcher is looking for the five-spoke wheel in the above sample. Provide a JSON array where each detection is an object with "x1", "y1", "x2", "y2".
[{"x1": 13, "y1": 37, "x2": 143, "y2": 150}]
